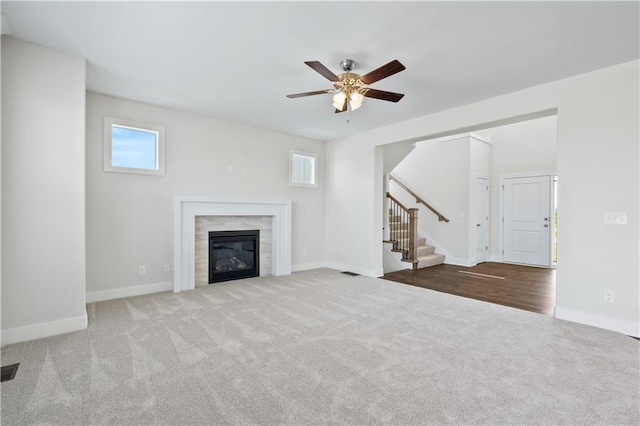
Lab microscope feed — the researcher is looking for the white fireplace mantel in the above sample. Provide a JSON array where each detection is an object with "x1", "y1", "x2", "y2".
[{"x1": 173, "y1": 195, "x2": 292, "y2": 292}]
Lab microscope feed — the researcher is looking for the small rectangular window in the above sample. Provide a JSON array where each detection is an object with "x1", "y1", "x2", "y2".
[
  {"x1": 104, "y1": 117, "x2": 165, "y2": 175},
  {"x1": 289, "y1": 150, "x2": 318, "y2": 188}
]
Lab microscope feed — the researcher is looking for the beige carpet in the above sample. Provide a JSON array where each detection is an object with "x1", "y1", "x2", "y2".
[{"x1": 1, "y1": 268, "x2": 638, "y2": 425}]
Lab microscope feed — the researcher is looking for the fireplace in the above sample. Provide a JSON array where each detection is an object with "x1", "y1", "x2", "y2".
[
  {"x1": 209, "y1": 230, "x2": 259, "y2": 283},
  {"x1": 173, "y1": 196, "x2": 291, "y2": 292}
]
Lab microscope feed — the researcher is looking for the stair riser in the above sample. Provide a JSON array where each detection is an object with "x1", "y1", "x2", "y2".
[
  {"x1": 416, "y1": 254, "x2": 446, "y2": 269},
  {"x1": 417, "y1": 245, "x2": 436, "y2": 256}
]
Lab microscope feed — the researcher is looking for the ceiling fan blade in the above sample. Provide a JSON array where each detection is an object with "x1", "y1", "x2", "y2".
[
  {"x1": 286, "y1": 90, "x2": 331, "y2": 99},
  {"x1": 364, "y1": 88, "x2": 405, "y2": 102},
  {"x1": 334, "y1": 97, "x2": 348, "y2": 113},
  {"x1": 360, "y1": 60, "x2": 406, "y2": 85},
  {"x1": 305, "y1": 61, "x2": 340, "y2": 82}
]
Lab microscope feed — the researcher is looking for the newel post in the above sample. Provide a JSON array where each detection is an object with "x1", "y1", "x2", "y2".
[{"x1": 408, "y1": 208, "x2": 419, "y2": 268}]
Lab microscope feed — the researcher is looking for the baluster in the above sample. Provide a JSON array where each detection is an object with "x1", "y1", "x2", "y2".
[{"x1": 393, "y1": 202, "x2": 398, "y2": 249}]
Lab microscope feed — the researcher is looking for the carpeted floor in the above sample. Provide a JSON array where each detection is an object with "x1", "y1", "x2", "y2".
[{"x1": 1, "y1": 268, "x2": 638, "y2": 425}]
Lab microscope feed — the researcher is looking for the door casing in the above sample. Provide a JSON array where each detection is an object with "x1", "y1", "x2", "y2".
[{"x1": 475, "y1": 176, "x2": 489, "y2": 264}]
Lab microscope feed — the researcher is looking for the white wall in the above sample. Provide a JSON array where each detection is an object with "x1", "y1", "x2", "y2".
[
  {"x1": 324, "y1": 137, "x2": 381, "y2": 276},
  {"x1": 85, "y1": 93, "x2": 325, "y2": 297},
  {"x1": 0, "y1": 10, "x2": 4, "y2": 338},
  {"x1": 383, "y1": 141, "x2": 415, "y2": 175},
  {"x1": 391, "y1": 136, "x2": 469, "y2": 261},
  {"x1": 325, "y1": 60, "x2": 639, "y2": 336},
  {"x1": 475, "y1": 115, "x2": 558, "y2": 260},
  {"x1": 1, "y1": 37, "x2": 87, "y2": 344}
]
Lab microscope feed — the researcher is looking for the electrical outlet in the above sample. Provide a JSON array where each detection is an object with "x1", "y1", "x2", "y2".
[
  {"x1": 138, "y1": 265, "x2": 146, "y2": 275},
  {"x1": 604, "y1": 290, "x2": 614, "y2": 303},
  {"x1": 164, "y1": 263, "x2": 171, "y2": 272}
]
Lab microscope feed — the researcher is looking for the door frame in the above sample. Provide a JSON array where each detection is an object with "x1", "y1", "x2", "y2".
[
  {"x1": 475, "y1": 175, "x2": 489, "y2": 265},
  {"x1": 499, "y1": 170, "x2": 556, "y2": 266}
]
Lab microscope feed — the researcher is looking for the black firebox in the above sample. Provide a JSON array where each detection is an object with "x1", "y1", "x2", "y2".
[{"x1": 209, "y1": 230, "x2": 259, "y2": 283}]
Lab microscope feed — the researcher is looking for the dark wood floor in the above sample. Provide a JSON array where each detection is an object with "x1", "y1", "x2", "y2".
[{"x1": 383, "y1": 262, "x2": 556, "y2": 315}]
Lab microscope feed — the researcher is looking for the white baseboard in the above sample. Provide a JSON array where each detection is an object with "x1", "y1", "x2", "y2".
[
  {"x1": 1, "y1": 313, "x2": 88, "y2": 346},
  {"x1": 443, "y1": 257, "x2": 476, "y2": 267},
  {"x1": 323, "y1": 262, "x2": 384, "y2": 278},
  {"x1": 291, "y1": 261, "x2": 326, "y2": 272},
  {"x1": 86, "y1": 281, "x2": 173, "y2": 303},
  {"x1": 555, "y1": 306, "x2": 640, "y2": 338},
  {"x1": 489, "y1": 255, "x2": 502, "y2": 262}
]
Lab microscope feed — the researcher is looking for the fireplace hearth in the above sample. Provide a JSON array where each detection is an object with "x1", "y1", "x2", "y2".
[{"x1": 209, "y1": 230, "x2": 259, "y2": 283}]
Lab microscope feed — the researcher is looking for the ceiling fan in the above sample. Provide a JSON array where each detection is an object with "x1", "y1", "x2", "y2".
[{"x1": 287, "y1": 59, "x2": 406, "y2": 113}]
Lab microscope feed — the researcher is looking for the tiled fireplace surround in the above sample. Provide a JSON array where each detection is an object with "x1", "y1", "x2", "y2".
[
  {"x1": 195, "y1": 216, "x2": 272, "y2": 287},
  {"x1": 173, "y1": 196, "x2": 292, "y2": 292}
]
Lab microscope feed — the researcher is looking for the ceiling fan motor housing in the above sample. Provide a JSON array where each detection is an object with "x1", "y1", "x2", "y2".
[
  {"x1": 335, "y1": 58, "x2": 367, "y2": 95},
  {"x1": 340, "y1": 59, "x2": 357, "y2": 72}
]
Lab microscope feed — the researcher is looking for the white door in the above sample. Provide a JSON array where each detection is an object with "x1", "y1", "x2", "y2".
[
  {"x1": 475, "y1": 177, "x2": 489, "y2": 263},
  {"x1": 503, "y1": 175, "x2": 551, "y2": 266}
]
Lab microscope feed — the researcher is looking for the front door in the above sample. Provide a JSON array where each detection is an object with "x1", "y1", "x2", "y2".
[{"x1": 503, "y1": 175, "x2": 552, "y2": 266}]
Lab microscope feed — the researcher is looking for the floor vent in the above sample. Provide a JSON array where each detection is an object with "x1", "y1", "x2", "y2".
[
  {"x1": 1, "y1": 363, "x2": 19, "y2": 383},
  {"x1": 341, "y1": 271, "x2": 360, "y2": 277}
]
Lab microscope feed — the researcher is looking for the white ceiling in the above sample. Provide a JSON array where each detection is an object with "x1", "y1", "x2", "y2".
[{"x1": 3, "y1": 1, "x2": 638, "y2": 141}]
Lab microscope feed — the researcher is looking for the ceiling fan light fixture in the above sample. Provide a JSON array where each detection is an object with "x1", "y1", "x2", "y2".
[
  {"x1": 332, "y1": 91, "x2": 347, "y2": 109},
  {"x1": 349, "y1": 92, "x2": 364, "y2": 110}
]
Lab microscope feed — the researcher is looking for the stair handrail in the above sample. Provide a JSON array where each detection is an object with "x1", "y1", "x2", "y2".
[
  {"x1": 386, "y1": 192, "x2": 409, "y2": 212},
  {"x1": 388, "y1": 174, "x2": 450, "y2": 222}
]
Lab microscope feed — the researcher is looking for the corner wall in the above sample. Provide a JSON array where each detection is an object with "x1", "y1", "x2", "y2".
[
  {"x1": 1, "y1": 37, "x2": 87, "y2": 344},
  {"x1": 85, "y1": 93, "x2": 325, "y2": 299},
  {"x1": 325, "y1": 60, "x2": 639, "y2": 336}
]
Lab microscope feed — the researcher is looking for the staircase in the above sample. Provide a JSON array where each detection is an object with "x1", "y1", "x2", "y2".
[
  {"x1": 388, "y1": 210, "x2": 445, "y2": 269},
  {"x1": 385, "y1": 174, "x2": 448, "y2": 270}
]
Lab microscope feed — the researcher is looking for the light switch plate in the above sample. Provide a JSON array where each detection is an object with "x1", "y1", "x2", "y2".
[{"x1": 604, "y1": 212, "x2": 627, "y2": 225}]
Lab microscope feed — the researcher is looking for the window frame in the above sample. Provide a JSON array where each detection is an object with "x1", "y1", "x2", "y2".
[
  {"x1": 289, "y1": 150, "x2": 318, "y2": 188},
  {"x1": 104, "y1": 116, "x2": 165, "y2": 176}
]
